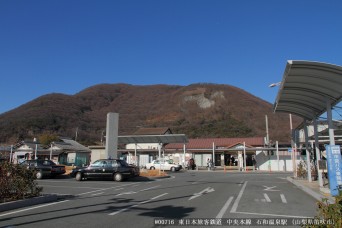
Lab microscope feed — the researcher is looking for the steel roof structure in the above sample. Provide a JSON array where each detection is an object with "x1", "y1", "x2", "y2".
[
  {"x1": 118, "y1": 134, "x2": 188, "y2": 144},
  {"x1": 273, "y1": 60, "x2": 342, "y2": 120}
]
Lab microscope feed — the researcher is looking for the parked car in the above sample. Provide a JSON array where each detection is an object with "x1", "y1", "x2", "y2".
[
  {"x1": 145, "y1": 159, "x2": 182, "y2": 172},
  {"x1": 70, "y1": 159, "x2": 140, "y2": 182},
  {"x1": 19, "y1": 159, "x2": 66, "y2": 179}
]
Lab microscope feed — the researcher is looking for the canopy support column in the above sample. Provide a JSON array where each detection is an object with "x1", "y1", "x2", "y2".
[
  {"x1": 326, "y1": 100, "x2": 335, "y2": 145},
  {"x1": 313, "y1": 118, "x2": 323, "y2": 187},
  {"x1": 134, "y1": 143, "x2": 137, "y2": 166},
  {"x1": 183, "y1": 144, "x2": 186, "y2": 167},
  {"x1": 212, "y1": 142, "x2": 215, "y2": 167},
  {"x1": 304, "y1": 121, "x2": 312, "y2": 182},
  {"x1": 243, "y1": 142, "x2": 246, "y2": 172}
]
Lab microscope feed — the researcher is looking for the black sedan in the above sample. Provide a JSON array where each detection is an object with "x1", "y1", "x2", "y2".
[
  {"x1": 70, "y1": 159, "x2": 140, "y2": 182},
  {"x1": 19, "y1": 159, "x2": 66, "y2": 179}
]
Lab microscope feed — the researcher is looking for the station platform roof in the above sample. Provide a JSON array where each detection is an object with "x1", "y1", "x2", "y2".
[{"x1": 273, "y1": 60, "x2": 342, "y2": 120}]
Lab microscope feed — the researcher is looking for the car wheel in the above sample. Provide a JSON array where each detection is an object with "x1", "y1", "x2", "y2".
[
  {"x1": 75, "y1": 172, "x2": 83, "y2": 181},
  {"x1": 36, "y1": 170, "x2": 43, "y2": 179},
  {"x1": 171, "y1": 167, "x2": 176, "y2": 172},
  {"x1": 150, "y1": 166, "x2": 155, "y2": 170},
  {"x1": 114, "y1": 173, "x2": 123, "y2": 182}
]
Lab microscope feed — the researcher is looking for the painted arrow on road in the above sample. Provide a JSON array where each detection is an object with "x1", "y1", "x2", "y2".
[{"x1": 189, "y1": 187, "x2": 215, "y2": 200}]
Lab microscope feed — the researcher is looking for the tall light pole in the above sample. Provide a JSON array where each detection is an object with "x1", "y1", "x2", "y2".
[
  {"x1": 269, "y1": 81, "x2": 295, "y2": 174},
  {"x1": 265, "y1": 115, "x2": 269, "y2": 146},
  {"x1": 50, "y1": 143, "x2": 53, "y2": 160},
  {"x1": 33, "y1": 138, "x2": 38, "y2": 159},
  {"x1": 10, "y1": 145, "x2": 13, "y2": 163}
]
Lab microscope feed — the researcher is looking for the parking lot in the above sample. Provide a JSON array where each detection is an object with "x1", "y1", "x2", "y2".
[
  {"x1": 1, "y1": 172, "x2": 320, "y2": 228},
  {"x1": 36, "y1": 174, "x2": 159, "y2": 196}
]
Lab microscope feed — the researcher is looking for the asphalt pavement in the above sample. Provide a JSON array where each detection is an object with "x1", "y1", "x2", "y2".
[{"x1": 0, "y1": 170, "x2": 335, "y2": 228}]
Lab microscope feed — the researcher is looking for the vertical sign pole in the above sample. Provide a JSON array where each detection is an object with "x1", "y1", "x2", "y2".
[{"x1": 325, "y1": 145, "x2": 342, "y2": 196}]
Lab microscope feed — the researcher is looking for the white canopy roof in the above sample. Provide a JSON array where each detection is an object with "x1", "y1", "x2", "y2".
[{"x1": 273, "y1": 60, "x2": 342, "y2": 120}]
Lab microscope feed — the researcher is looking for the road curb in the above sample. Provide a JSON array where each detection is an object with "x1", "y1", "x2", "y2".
[
  {"x1": 286, "y1": 176, "x2": 335, "y2": 204},
  {"x1": 0, "y1": 194, "x2": 58, "y2": 213}
]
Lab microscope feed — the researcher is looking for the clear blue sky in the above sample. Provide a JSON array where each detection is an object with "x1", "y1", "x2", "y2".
[{"x1": 1, "y1": 0, "x2": 341, "y2": 114}]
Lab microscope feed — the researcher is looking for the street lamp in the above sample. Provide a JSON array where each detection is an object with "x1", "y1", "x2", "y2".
[
  {"x1": 33, "y1": 138, "x2": 38, "y2": 159},
  {"x1": 269, "y1": 82, "x2": 281, "y2": 88},
  {"x1": 269, "y1": 81, "x2": 296, "y2": 176},
  {"x1": 50, "y1": 143, "x2": 53, "y2": 160}
]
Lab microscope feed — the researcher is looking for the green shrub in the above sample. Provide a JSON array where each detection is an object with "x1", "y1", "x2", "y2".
[
  {"x1": 316, "y1": 193, "x2": 342, "y2": 227},
  {"x1": 0, "y1": 162, "x2": 43, "y2": 202},
  {"x1": 304, "y1": 192, "x2": 342, "y2": 227}
]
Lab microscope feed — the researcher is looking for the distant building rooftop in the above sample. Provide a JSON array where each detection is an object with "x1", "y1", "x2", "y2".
[{"x1": 133, "y1": 127, "x2": 172, "y2": 135}]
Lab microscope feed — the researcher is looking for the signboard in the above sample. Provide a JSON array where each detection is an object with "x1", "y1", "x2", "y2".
[
  {"x1": 318, "y1": 160, "x2": 327, "y2": 170},
  {"x1": 325, "y1": 145, "x2": 342, "y2": 196}
]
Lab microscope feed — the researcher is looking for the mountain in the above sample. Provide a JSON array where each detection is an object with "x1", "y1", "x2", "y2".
[{"x1": 0, "y1": 83, "x2": 300, "y2": 145}]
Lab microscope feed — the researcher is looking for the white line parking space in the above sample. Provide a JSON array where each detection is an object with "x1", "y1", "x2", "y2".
[
  {"x1": 280, "y1": 194, "x2": 287, "y2": 203},
  {"x1": 230, "y1": 181, "x2": 247, "y2": 213},
  {"x1": 0, "y1": 200, "x2": 70, "y2": 217},
  {"x1": 216, "y1": 196, "x2": 234, "y2": 219},
  {"x1": 77, "y1": 183, "x2": 138, "y2": 196},
  {"x1": 226, "y1": 178, "x2": 317, "y2": 218},
  {"x1": 264, "y1": 193, "x2": 271, "y2": 202},
  {"x1": 108, "y1": 193, "x2": 169, "y2": 216}
]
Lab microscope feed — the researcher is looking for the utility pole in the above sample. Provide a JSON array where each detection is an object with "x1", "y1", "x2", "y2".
[
  {"x1": 75, "y1": 127, "x2": 79, "y2": 142},
  {"x1": 265, "y1": 115, "x2": 269, "y2": 146}
]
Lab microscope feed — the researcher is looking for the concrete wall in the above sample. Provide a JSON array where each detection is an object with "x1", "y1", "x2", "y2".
[{"x1": 256, "y1": 150, "x2": 304, "y2": 172}]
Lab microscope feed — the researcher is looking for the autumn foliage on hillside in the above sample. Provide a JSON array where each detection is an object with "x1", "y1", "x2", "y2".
[{"x1": 0, "y1": 83, "x2": 300, "y2": 145}]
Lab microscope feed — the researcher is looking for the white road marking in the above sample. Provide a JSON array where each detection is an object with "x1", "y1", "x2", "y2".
[
  {"x1": 140, "y1": 185, "x2": 160, "y2": 191},
  {"x1": 108, "y1": 193, "x2": 168, "y2": 216},
  {"x1": 188, "y1": 187, "x2": 215, "y2": 200},
  {"x1": 280, "y1": 194, "x2": 287, "y2": 203},
  {"x1": 116, "y1": 191, "x2": 137, "y2": 196},
  {"x1": 77, "y1": 183, "x2": 137, "y2": 196},
  {"x1": 92, "y1": 192, "x2": 105, "y2": 196},
  {"x1": 263, "y1": 186, "x2": 279, "y2": 191},
  {"x1": 264, "y1": 193, "x2": 271, "y2": 202},
  {"x1": 0, "y1": 200, "x2": 69, "y2": 217},
  {"x1": 216, "y1": 196, "x2": 234, "y2": 218},
  {"x1": 232, "y1": 211, "x2": 311, "y2": 219},
  {"x1": 39, "y1": 185, "x2": 103, "y2": 189},
  {"x1": 230, "y1": 181, "x2": 247, "y2": 213},
  {"x1": 116, "y1": 186, "x2": 160, "y2": 196}
]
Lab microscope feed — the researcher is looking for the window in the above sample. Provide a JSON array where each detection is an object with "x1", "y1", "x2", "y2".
[
  {"x1": 91, "y1": 160, "x2": 103, "y2": 167},
  {"x1": 43, "y1": 161, "x2": 51, "y2": 166},
  {"x1": 118, "y1": 160, "x2": 128, "y2": 167},
  {"x1": 111, "y1": 160, "x2": 120, "y2": 167}
]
